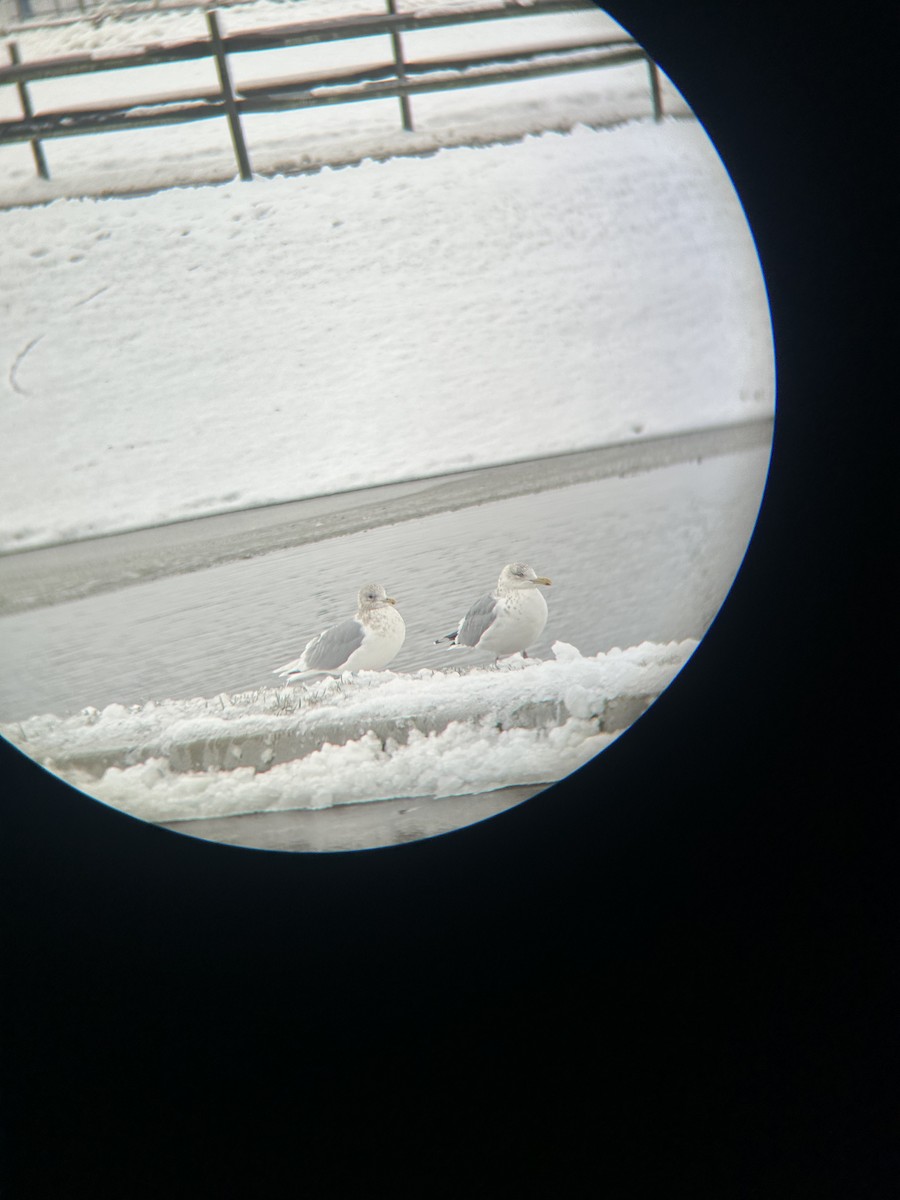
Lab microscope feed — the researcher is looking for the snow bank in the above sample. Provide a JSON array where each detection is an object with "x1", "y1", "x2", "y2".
[{"x1": 2, "y1": 638, "x2": 697, "y2": 822}]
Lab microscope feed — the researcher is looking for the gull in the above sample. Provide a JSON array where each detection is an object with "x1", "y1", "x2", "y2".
[
  {"x1": 434, "y1": 562, "x2": 552, "y2": 662},
  {"x1": 275, "y1": 583, "x2": 405, "y2": 681}
]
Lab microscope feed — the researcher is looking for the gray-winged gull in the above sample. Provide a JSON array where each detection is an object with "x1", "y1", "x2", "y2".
[
  {"x1": 435, "y1": 562, "x2": 552, "y2": 661},
  {"x1": 275, "y1": 583, "x2": 406, "y2": 681}
]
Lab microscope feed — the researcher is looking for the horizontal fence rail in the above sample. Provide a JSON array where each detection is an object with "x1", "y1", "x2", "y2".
[{"x1": 0, "y1": 1, "x2": 666, "y2": 184}]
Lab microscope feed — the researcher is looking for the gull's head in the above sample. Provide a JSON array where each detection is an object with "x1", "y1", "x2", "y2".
[
  {"x1": 499, "y1": 562, "x2": 552, "y2": 590},
  {"x1": 358, "y1": 583, "x2": 396, "y2": 610}
]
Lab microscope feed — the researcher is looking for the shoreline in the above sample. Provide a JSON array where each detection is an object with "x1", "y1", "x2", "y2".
[{"x1": 0, "y1": 416, "x2": 772, "y2": 616}]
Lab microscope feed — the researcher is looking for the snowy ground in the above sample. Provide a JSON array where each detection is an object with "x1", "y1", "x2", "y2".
[
  {"x1": 0, "y1": 2, "x2": 774, "y2": 847},
  {"x1": 1, "y1": 0, "x2": 772, "y2": 558},
  {"x1": 0, "y1": 117, "x2": 773, "y2": 552}
]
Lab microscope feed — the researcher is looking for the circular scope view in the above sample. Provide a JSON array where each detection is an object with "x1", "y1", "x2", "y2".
[{"x1": 0, "y1": 1, "x2": 774, "y2": 852}]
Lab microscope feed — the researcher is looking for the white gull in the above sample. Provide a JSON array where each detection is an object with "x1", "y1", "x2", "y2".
[
  {"x1": 275, "y1": 583, "x2": 406, "y2": 681},
  {"x1": 434, "y1": 562, "x2": 552, "y2": 662}
]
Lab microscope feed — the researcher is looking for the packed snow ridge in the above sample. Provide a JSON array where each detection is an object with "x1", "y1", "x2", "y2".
[{"x1": 2, "y1": 639, "x2": 697, "y2": 823}]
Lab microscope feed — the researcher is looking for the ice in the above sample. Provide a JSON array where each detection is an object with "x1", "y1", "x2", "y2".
[
  {"x1": 551, "y1": 640, "x2": 584, "y2": 662},
  {"x1": 1, "y1": 639, "x2": 698, "y2": 824}
]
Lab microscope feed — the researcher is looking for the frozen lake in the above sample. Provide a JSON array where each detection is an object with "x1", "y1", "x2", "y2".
[{"x1": 0, "y1": 425, "x2": 771, "y2": 725}]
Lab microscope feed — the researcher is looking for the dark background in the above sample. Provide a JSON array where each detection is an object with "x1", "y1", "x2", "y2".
[{"x1": 1, "y1": 2, "x2": 894, "y2": 1195}]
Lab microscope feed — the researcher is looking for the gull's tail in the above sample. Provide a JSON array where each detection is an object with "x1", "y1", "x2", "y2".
[{"x1": 433, "y1": 631, "x2": 458, "y2": 647}]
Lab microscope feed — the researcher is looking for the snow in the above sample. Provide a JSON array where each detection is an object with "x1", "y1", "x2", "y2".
[
  {"x1": 1, "y1": 1, "x2": 772, "y2": 555},
  {"x1": 0, "y1": 119, "x2": 773, "y2": 552},
  {"x1": 2, "y1": 638, "x2": 696, "y2": 821}
]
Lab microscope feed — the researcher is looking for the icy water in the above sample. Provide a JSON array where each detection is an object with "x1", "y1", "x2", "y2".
[{"x1": 0, "y1": 442, "x2": 769, "y2": 724}]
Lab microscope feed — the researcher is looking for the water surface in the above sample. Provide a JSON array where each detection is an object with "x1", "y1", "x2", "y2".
[{"x1": 0, "y1": 444, "x2": 769, "y2": 723}]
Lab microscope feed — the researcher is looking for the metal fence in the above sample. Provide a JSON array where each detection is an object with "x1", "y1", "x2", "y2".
[{"x1": 1, "y1": 1, "x2": 665, "y2": 183}]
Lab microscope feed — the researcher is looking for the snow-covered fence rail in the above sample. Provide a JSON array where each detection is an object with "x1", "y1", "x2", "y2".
[{"x1": 0, "y1": 1, "x2": 665, "y2": 182}]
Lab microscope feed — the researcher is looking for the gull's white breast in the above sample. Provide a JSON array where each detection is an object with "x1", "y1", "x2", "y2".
[
  {"x1": 478, "y1": 588, "x2": 548, "y2": 655},
  {"x1": 346, "y1": 604, "x2": 406, "y2": 671}
]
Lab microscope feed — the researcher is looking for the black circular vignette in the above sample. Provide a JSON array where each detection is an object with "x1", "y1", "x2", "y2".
[{"x1": 1, "y1": 2, "x2": 895, "y2": 1196}]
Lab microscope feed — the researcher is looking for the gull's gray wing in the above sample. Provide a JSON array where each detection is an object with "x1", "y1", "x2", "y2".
[
  {"x1": 455, "y1": 592, "x2": 500, "y2": 647},
  {"x1": 301, "y1": 617, "x2": 366, "y2": 671}
]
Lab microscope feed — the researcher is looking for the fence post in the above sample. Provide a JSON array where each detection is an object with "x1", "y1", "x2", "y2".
[
  {"x1": 386, "y1": 0, "x2": 413, "y2": 132},
  {"x1": 207, "y1": 10, "x2": 253, "y2": 181},
  {"x1": 8, "y1": 43, "x2": 49, "y2": 180},
  {"x1": 646, "y1": 54, "x2": 664, "y2": 123}
]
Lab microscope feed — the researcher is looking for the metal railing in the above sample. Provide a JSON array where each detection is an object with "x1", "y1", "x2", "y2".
[{"x1": 1, "y1": 1, "x2": 665, "y2": 183}]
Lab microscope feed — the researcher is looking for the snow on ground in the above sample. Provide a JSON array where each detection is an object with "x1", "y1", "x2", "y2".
[
  {"x1": 0, "y1": 118, "x2": 773, "y2": 552},
  {"x1": 0, "y1": 1, "x2": 772, "y2": 554},
  {"x1": 2, "y1": 638, "x2": 696, "y2": 821}
]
